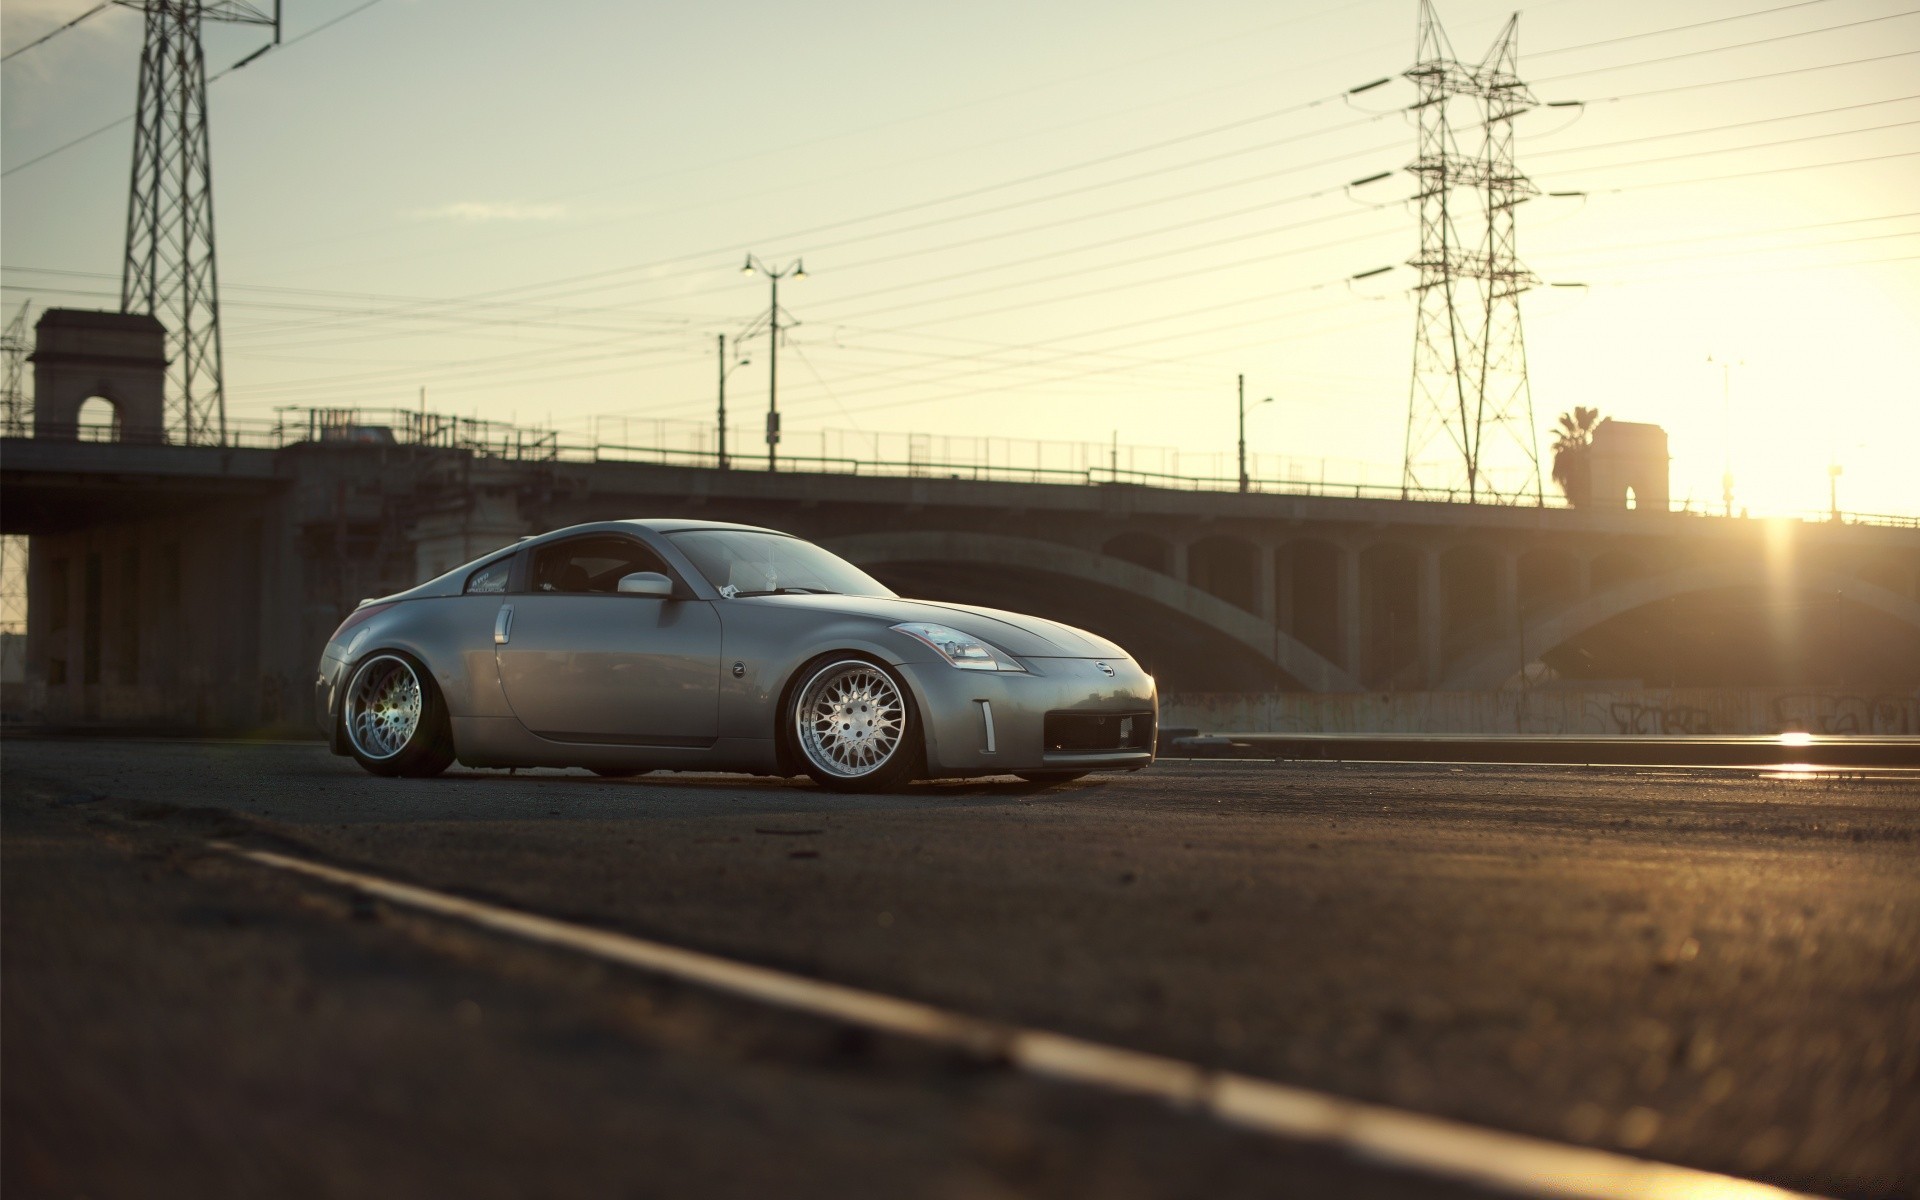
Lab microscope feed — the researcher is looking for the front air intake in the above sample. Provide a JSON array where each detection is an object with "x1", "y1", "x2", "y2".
[{"x1": 1043, "y1": 711, "x2": 1155, "y2": 753}]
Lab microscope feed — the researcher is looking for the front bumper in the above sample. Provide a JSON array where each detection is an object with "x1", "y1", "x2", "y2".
[{"x1": 897, "y1": 656, "x2": 1157, "y2": 777}]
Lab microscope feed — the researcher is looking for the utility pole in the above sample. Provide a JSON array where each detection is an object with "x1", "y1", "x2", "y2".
[
  {"x1": 1402, "y1": 0, "x2": 1542, "y2": 505},
  {"x1": 1237, "y1": 375, "x2": 1273, "y2": 494},
  {"x1": 739, "y1": 255, "x2": 805, "y2": 472},
  {"x1": 1238, "y1": 375, "x2": 1247, "y2": 494},
  {"x1": 1709, "y1": 354, "x2": 1741, "y2": 517},
  {"x1": 119, "y1": 0, "x2": 280, "y2": 446},
  {"x1": 715, "y1": 333, "x2": 749, "y2": 470}
]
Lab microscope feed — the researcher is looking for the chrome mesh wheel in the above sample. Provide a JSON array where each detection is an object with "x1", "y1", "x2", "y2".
[
  {"x1": 794, "y1": 660, "x2": 906, "y2": 779},
  {"x1": 344, "y1": 654, "x2": 424, "y2": 761}
]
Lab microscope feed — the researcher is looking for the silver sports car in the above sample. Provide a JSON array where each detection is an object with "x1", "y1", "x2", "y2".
[{"x1": 314, "y1": 519, "x2": 1157, "y2": 790}]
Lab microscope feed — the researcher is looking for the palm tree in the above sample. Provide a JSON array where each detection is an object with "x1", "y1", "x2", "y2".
[
  {"x1": 1550, "y1": 406, "x2": 1602, "y2": 505},
  {"x1": 1550, "y1": 406, "x2": 1602, "y2": 507}
]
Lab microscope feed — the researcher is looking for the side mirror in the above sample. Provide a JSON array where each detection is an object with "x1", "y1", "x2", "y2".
[{"x1": 616, "y1": 571, "x2": 674, "y2": 598}]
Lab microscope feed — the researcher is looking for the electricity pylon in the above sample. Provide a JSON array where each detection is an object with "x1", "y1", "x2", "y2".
[
  {"x1": 1, "y1": 301, "x2": 30, "y2": 438},
  {"x1": 117, "y1": 1, "x2": 279, "y2": 445},
  {"x1": 1401, "y1": 0, "x2": 1542, "y2": 505}
]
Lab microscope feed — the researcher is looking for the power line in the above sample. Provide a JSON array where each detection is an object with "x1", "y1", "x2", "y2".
[
  {"x1": 227, "y1": 138, "x2": 1916, "y2": 418},
  {"x1": 1575, "y1": 250, "x2": 1920, "y2": 288},
  {"x1": 1536, "y1": 210, "x2": 1920, "y2": 259},
  {"x1": 1532, "y1": 95, "x2": 1920, "y2": 160},
  {"x1": 270, "y1": 21, "x2": 1913, "y2": 320},
  {"x1": 1580, "y1": 48, "x2": 1920, "y2": 105},
  {"x1": 1, "y1": 2, "x2": 110, "y2": 62},
  {"x1": 1528, "y1": 0, "x2": 1844, "y2": 60},
  {"x1": 1572, "y1": 147, "x2": 1920, "y2": 192},
  {"x1": 1546, "y1": 228, "x2": 1920, "y2": 273},
  {"x1": 230, "y1": 116, "x2": 1401, "y2": 349},
  {"x1": 1546, "y1": 118, "x2": 1920, "y2": 176},
  {"x1": 0, "y1": 0, "x2": 390, "y2": 179},
  {"x1": 1534, "y1": 8, "x2": 1920, "y2": 86}
]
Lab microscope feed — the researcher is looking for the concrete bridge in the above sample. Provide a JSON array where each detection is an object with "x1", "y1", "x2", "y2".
[{"x1": 5, "y1": 431, "x2": 1917, "y2": 731}]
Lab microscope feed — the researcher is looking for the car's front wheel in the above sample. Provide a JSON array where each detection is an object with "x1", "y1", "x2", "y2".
[
  {"x1": 341, "y1": 652, "x2": 454, "y2": 778},
  {"x1": 790, "y1": 657, "x2": 921, "y2": 792}
]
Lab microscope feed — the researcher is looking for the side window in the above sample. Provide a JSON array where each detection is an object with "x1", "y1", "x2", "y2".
[
  {"x1": 465, "y1": 557, "x2": 512, "y2": 595},
  {"x1": 528, "y1": 536, "x2": 673, "y2": 594}
]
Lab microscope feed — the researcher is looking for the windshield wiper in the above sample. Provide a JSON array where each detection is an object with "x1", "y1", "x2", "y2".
[{"x1": 729, "y1": 587, "x2": 840, "y2": 597}]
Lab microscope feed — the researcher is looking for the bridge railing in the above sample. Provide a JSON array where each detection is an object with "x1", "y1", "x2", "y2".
[{"x1": 46, "y1": 410, "x2": 1920, "y2": 528}]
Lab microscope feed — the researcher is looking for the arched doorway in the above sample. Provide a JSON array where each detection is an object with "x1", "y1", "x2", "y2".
[{"x1": 76, "y1": 396, "x2": 122, "y2": 442}]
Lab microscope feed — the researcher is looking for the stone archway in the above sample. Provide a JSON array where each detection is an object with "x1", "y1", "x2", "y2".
[{"x1": 30, "y1": 310, "x2": 168, "y2": 444}]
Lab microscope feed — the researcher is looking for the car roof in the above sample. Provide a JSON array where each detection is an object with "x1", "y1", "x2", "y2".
[
  {"x1": 617, "y1": 518, "x2": 785, "y2": 535},
  {"x1": 505, "y1": 518, "x2": 788, "y2": 548},
  {"x1": 382, "y1": 518, "x2": 799, "y2": 605}
]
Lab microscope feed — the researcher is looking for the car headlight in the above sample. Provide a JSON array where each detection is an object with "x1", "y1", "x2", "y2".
[{"x1": 892, "y1": 622, "x2": 1026, "y2": 672}]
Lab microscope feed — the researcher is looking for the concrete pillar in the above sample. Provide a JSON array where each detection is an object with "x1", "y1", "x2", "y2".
[
  {"x1": 1339, "y1": 543, "x2": 1362, "y2": 678},
  {"x1": 1493, "y1": 549, "x2": 1518, "y2": 633},
  {"x1": 1273, "y1": 544, "x2": 1295, "y2": 637},
  {"x1": 1419, "y1": 546, "x2": 1443, "y2": 688},
  {"x1": 1255, "y1": 542, "x2": 1276, "y2": 623}
]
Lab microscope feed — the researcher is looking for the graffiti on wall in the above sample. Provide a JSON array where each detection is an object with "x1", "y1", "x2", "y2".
[
  {"x1": 1159, "y1": 686, "x2": 1920, "y2": 737},
  {"x1": 1769, "y1": 692, "x2": 1918, "y2": 736},
  {"x1": 1601, "y1": 701, "x2": 1712, "y2": 735}
]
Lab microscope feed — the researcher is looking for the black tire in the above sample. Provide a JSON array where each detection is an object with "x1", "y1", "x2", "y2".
[
  {"x1": 1015, "y1": 771, "x2": 1090, "y2": 784},
  {"x1": 787, "y1": 656, "x2": 923, "y2": 793},
  {"x1": 340, "y1": 651, "x2": 454, "y2": 778}
]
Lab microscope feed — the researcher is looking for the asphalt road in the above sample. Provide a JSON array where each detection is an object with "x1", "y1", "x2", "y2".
[{"x1": 4, "y1": 737, "x2": 1917, "y2": 1199}]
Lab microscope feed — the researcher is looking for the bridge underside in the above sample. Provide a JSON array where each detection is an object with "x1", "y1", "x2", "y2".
[
  {"x1": 871, "y1": 562, "x2": 1298, "y2": 692},
  {"x1": 1538, "y1": 586, "x2": 1920, "y2": 689}
]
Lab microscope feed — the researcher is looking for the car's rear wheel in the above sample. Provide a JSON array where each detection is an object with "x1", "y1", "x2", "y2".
[
  {"x1": 342, "y1": 652, "x2": 454, "y2": 778},
  {"x1": 790, "y1": 657, "x2": 920, "y2": 792}
]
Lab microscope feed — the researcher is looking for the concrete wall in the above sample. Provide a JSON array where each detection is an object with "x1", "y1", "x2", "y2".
[{"x1": 1162, "y1": 686, "x2": 1920, "y2": 737}]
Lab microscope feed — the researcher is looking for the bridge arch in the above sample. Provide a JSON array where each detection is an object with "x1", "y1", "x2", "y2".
[
  {"x1": 1442, "y1": 560, "x2": 1920, "y2": 691},
  {"x1": 823, "y1": 531, "x2": 1361, "y2": 692}
]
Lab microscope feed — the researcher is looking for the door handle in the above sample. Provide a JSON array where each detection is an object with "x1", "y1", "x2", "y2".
[{"x1": 494, "y1": 604, "x2": 514, "y2": 645}]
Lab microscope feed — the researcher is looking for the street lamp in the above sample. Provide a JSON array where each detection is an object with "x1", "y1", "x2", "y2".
[
  {"x1": 714, "y1": 333, "x2": 750, "y2": 470},
  {"x1": 1237, "y1": 374, "x2": 1274, "y2": 494},
  {"x1": 740, "y1": 254, "x2": 806, "y2": 472},
  {"x1": 1708, "y1": 353, "x2": 1742, "y2": 518}
]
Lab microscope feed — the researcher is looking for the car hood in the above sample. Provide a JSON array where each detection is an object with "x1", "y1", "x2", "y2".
[{"x1": 740, "y1": 594, "x2": 1131, "y2": 660}]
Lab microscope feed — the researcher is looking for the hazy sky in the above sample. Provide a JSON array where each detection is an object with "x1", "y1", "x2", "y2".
[{"x1": 4, "y1": 0, "x2": 1916, "y2": 516}]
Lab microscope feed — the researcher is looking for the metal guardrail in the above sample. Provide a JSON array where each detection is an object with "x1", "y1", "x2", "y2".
[{"x1": 40, "y1": 409, "x2": 1920, "y2": 529}]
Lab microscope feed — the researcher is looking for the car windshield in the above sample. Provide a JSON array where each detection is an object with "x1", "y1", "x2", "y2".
[{"x1": 665, "y1": 530, "x2": 893, "y2": 599}]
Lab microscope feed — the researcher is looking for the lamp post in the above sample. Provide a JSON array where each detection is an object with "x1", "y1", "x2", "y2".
[
  {"x1": 740, "y1": 254, "x2": 806, "y2": 472},
  {"x1": 1237, "y1": 374, "x2": 1273, "y2": 494},
  {"x1": 1708, "y1": 354, "x2": 1742, "y2": 518},
  {"x1": 715, "y1": 333, "x2": 750, "y2": 470}
]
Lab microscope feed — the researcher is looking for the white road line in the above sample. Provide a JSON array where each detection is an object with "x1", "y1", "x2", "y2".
[{"x1": 215, "y1": 841, "x2": 1823, "y2": 1200}]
